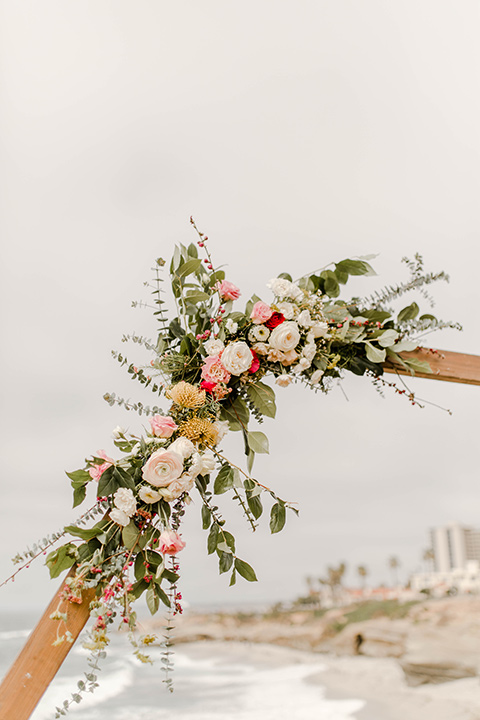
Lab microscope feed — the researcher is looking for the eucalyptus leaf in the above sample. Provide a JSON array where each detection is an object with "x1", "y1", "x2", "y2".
[
  {"x1": 246, "y1": 381, "x2": 276, "y2": 419},
  {"x1": 377, "y1": 329, "x2": 399, "y2": 347},
  {"x1": 214, "y1": 464, "x2": 234, "y2": 494},
  {"x1": 234, "y1": 558, "x2": 258, "y2": 582},
  {"x1": 247, "y1": 431, "x2": 269, "y2": 454},
  {"x1": 398, "y1": 302, "x2": 419, "y2": 322},
  {"x1": 175, "y1": 258, "x2": 202, "y2": 278},
  {"x1": 364, "y1": 342, "x2": 386, "y2": 363},
  {"x1": 146, "y1": 585, "x2": 160, "y2": 615},
  {"x1": 269, "y1": 503, "x2": 286, "y2": 534}
]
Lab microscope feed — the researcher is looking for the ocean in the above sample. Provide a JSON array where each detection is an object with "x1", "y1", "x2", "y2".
[{"x1": 0, "y1": 612, "x2": 366, "y2": 720}]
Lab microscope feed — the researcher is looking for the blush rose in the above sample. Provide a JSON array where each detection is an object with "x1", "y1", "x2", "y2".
[
  {"x1": 141, "y1": 449, "x2": 184, "y2": 487},
  {"x1": 157, "y1": 529, "x2": 186, "y2": 555},
  {"x1": 149, "y1": 415, "x2": 178, "y2": 438},
  {"x1": 250, "y1": 301, "x2": 273, "y2": 324}
]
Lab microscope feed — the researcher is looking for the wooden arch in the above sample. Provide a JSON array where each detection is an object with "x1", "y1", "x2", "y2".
[{"x1": 1, "y1": 347, "x2": 479, "y2": 720}]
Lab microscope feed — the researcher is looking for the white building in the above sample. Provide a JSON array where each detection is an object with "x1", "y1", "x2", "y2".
[{"x1": 411, "y1": 523, "x2": 480, "y2": 595}]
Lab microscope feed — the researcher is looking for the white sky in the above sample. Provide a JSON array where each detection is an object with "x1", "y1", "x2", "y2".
[{"x1": 0, "y1": 0, "x2": 479, "y2": 612}]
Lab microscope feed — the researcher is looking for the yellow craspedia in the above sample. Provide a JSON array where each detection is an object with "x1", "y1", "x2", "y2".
[
  {"x1": 166, "y1": 381, "x2": 206, "y2": 409},
  {"x1": 178, "y1": 418, "x2": 218, "y2": 447}
]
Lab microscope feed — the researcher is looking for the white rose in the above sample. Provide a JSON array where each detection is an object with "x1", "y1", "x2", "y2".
[
  {"x1": 110, "y1": 508, "x2": 130, "y2": 526},
  {"x1": 302, "y1": 342, "x2": 317, "y2": 361},
  {"x1": 251, "y1": 342, "x2": 269, "y2": 356},
  {"x1": 197, "y1": 452, "x2": 216, "y2": 475},
  {"x1": 248, "y1": 325, "x2": 270, "y2": 343},
  {"x1": 275, "y1": 302, "x2": 296, "y2": 320},
  {"x1": 221, "y1": 341, "x2": 253, "y2": 375},
  {"x1": 275, "y1": 374, "x2": 292, "y2": 387},
  {"x1": 293, "y1": 357, "x2": 311, "y2": 373},
  {"x1": 310, "y1": 369, "x2": 324, "y2": 385},
  {"x1": 213, "y1": 420, "x2": 230, "y2": 442},
  {"x1": 188, "y1": 452, "x2": 204, "y2": 477},
  {"x1": 158, "y1": 473, "x2": 195, "y2": 502},
  {"x1": 111, "y1": 425, "x2": 126, "y2": 439},
  {"x1": 168, "y1": 436, "x2": 195, "y2": 459},
  {"x1": 138, "y1": 486, "x2": 163, "y2": 504},
  {"x1": 268, "y1": 321, "x2": 301, "y2": 353},
  {"x1": 311, "y1": 322, "x2": 329, "y2": 338},
  {"x1": 267, "y1": 278, "x2": 303, "y2": 301},
  {"x1": 225, "y1": 319, "x2": 238, "y2": 334},
  {"x1": 297, "y1": 310, "x2": 313, "y2": 328},
  {"x1": 113, "y1": 488, "x2": 137, "y2": 517},
  {"x1": 204, "y1": 338, "x2": 224, "y2": 356}
]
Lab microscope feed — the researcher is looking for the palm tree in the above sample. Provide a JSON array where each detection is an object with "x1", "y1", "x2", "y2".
[
  {"x1": 388, "y1": 556, "x2": 401, "y2": 587},
  {"x1": 357, "y1": 565, "x2": 368, "y2": 590},
  {"x1": 319, "y1": 562, "x2": 347, "y2": 602}
]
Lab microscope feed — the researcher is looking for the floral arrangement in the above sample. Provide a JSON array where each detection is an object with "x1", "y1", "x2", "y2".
[{"x1": 4, "y1": 220, "x2": 460, "y2": 713}]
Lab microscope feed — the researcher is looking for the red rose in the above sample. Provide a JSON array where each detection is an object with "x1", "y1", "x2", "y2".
[
  {"x1": 200, "y1": 380, "x2": 217, "y2": 393},
  {"x1": 248, "y1": 349, "x2": 260, "y2": 374},
  {"x1": 265, "y1": 312, "x2": 285, "y2": 329}
]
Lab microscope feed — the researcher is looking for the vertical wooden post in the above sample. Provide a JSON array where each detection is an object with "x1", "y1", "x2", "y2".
[{"x1": 0, "y1": 569, "x2": 96, "y2": 720}]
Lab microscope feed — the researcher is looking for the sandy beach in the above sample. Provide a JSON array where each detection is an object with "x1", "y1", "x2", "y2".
[
  {"x1": 156, "y1": 596, "x2": 480, "y2": 720},
  {"x1": 178, "y1": 640, "x2": 480, "y2": 720}
]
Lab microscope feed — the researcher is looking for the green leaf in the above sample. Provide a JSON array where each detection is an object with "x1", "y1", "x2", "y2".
[
  {"x1": 113, "y1": 467, "x2": 135, "y2": 491},
  {"x1": 277, "y1": 272, "x2": 293, "y2": 281},
  {"x1": 64, "y1": 521, "x2": 107, "y2": 541},
  {"x1": 97, "y1": 466, "x2": 120, "y2": 498},
  {"x1": 377, "y1": 329, "x2": 399, "y2": 348},
  {"x1": 364, "y1": 342, "x2": 386, "y2": 363},
  {"x1": 201, "y1": 505, "x2": 212, "y2": 530},
  {"x1": 334, "y1": 267, "x2": 349, "y2": 285},
  {"x1": 247, "y1": 493, "x2": 263, "y2": 520},
  {"x1": 146, "y1": 585, "x2": 160, "y2": 615},
  {"x1": 246, "y1": 449, "x2": 255, "y2": 474},
  {"x1": 398, "y1": 302, "x2": 419, "y2": 322},
  {"x1": 393, "y1": 340, "x2": 417, "y2": 353},
  {"x1": 45, "y1": 543, "x2": 77, "y2": 578},
  {"x1": 73, "y1": 484, "x2": 87, "y2": 508},
  {"x1": 122, "y1": 521, "x2": 141, "y2": 550},
  {"x1": 403, "y1": 357, "x2": 433, "y2": 375},
  {"x1": 207, "y1": 524, "x2": 219, "y2": 554},
  {"x1": 66, "y1": 469, "x2": 91, "y2": 484},
  {"x1": 234, "y1": 558, "x2": 258, "y2": 582},
  {"x1": 246, "y1": 381, "x2": 276, "y2": 419},
  {"x1": 320, "y1": 270, "x2": 340, "y2": 298},
  {"x1": 269, "y1": 503, "x2": 286, "y2": 534},
  {"x1": 175, "y1": 258, "x2": 202, "y2": 278},
  {"x1": 335, "y1": 259, "x2": 376, "y2": 276},
  {"x1": 229, "y1": 569, "x2": 237, "y2": 586},
  {"x1": 219, "y1": 552, "x2": 234, "y2": 574},
  {"x1": 214, "y1": 464, "x2": 234, "y2": 494},
  {"x1": 185, "y1": 291, "x2": 210, "y2": 304},
  {"x1": 247, "y1": 431, "x2": 269, "y2": 454},
  {"x1": 156, "y1": 585, "x2": 171, "y2": 608},
  {"x1": 219, "y1": 395, "x2": 250, "y2": 431}
]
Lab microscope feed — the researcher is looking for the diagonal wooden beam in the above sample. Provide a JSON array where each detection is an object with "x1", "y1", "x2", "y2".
[
  {"x1": 0, "y1": 568, "x2": 96, "y2": 720},
  {"x1": 383, "y1": 348, "x2": 480, "y2": 386}
]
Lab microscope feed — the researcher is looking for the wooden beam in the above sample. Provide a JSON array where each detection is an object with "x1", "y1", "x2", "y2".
[
  {"x1": 0, "y1": 568, "x2": 96, "y2": 720},
  {"x1": 383, "y1": 348, "x2": 480, "y2": 386}
]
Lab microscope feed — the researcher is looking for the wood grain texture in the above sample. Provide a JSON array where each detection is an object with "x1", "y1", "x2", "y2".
[
  {"x1": 0, "y1": 568, "x2": 97, "y2": 720},
  {"x1": 383, "y1": 348, "x2": 480, "y2": 386}
]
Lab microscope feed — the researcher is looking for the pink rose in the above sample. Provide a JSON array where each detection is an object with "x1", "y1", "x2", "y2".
[
  {"x1": 248, "y1": 349, "x2": 260, "y2": 374},
  {"x1": 157, "y1": 529, "x2": 186, "y2": 555},
  {"x1": 201, "y1": 355, "x2": 231, "y2": 384},
  {"x1": 142, "y1": 449, "x2": 184, "y2": 487},
  {"x1": 149, "y1": 414, "x2": 178, "y2": 438},
  {"x1": 88, "y1": 450, "x2": 114, "y2": 481},
  {"x1": 250, "y1": 301, "x2": 273, "y2": 324},
  {"x1": 215, "y1": 280, "x2": 241, "y2": 301}
]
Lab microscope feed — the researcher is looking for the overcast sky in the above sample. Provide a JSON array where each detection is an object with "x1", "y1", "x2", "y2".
[{"x1": 0, "y1": 1, "x2": 479, "y2": 613}]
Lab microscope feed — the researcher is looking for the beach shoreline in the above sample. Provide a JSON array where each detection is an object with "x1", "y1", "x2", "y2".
[{"x1": 178, "y1": 639, "x2": 480, "y2": 720}]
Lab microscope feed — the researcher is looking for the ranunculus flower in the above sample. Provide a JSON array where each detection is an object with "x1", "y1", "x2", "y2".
[
  {"x1": 215, "y1": 280, "x2": 241, "y2": 301},
  {"x1": 201, "y1": 355, "x2": 231, "y2": 385},
  {"x1": 113, "y1": 487, "x2": 137, "y2": 517},
  {"x1": 158, "y1": 473, "x2": 195, "y2": 501},
  {"x1": 149, "y1": 414, "x2": 178, "y2": 438},
  {"x1": 221, "y1": 341, "x2": 253, "y2": 375},
  {"x1": 138, "y1": 486, "x2": 163, "y2": 504},
  {"x1": 196, "y1": 452, "x2": 216, "y2": 475},
  {"x1": 110, "y1": 508, "x2": 130, "y2": 526},
  {"x1": 142, "y1": 449, "x2": 184, "y2": 487},
  {"x1": 268, "y1": 321, "x2": 301, "y2": 352},
  {"x1": 88, "y1": 450, "x2": 114, "y2": 481},
  {"x1": 168, "y1": 436, "x2": 196, "y2": 459},
  {"x1": 204, "y1": 338, "x2": 225, "y2": 356},
  {"x1": 265, "y1": 312, "x2": 285, "y2": 330},
  {"x1": 248, "y1": 349, "x2": 260, "y2": 374},
  {"x1": 157, "y1": 529, "x2": 186, "y2": 555},
  {"x1": 250, "y1": 301, "x2": 273, "y2": 324}
]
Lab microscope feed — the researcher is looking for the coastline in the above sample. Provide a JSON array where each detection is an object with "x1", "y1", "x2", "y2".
[{"x1": 178, "y1": 640, "x2": 480, "y2": 720}]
